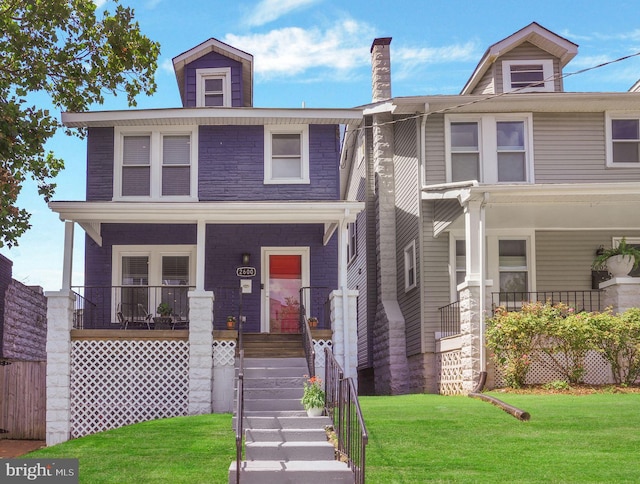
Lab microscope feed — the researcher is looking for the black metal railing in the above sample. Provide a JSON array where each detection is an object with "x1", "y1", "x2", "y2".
[
  {"x1": 325, "y1": 348, "x2": 368, "y2": 484},
  {"x1": 234, "y1": 348, "x2": 244, "y2": 484},
  {"x1": 438, "y1": 300, "x2": 461, "y2": 337},
  {"x1": 299, "y1": 286, "x2": 332, "y2": 329},
  {"x1": 491, "y1": 290, "x2": 603, "y2": 313},
  {"x1": 71, "y1": 286, "x2": 194, "y2": 329}
]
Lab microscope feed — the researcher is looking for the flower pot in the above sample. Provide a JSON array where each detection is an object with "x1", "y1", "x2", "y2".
[
  {"x1": 606, "y1": 254, "x2": 635, "y2": 277},
  {"x1": 227, "y1": 321, "x2": 235, "y2": 329},
  {"x1": 306, "y1": 407, "x2": 323, "y2": 417}
]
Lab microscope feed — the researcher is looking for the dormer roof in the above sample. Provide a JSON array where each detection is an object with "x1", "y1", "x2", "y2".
[
  {"x1": 461, "y1": 22, "x2": 578, "y2": 95},
  {"x1": 172, "y1": 38, "x2": 254, "y2": 106}
]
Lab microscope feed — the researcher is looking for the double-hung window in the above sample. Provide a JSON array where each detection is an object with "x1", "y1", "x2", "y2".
[
  {"x1": 404, "y1": 240, "x2": 417, "y2": 291},
  {"x1": 115, "y1": 127, "x2": 197, "y2": 200},
  {"x1": 498, "y1": 239, "x2": 528, "y2": 294},
  {"x1": 446, "y1": 114, "x2": 532, "y2": 184},
  {"x1": 606, "y1": 113, "x2": 640, "y2": 167},
  {"x1": 264, "y1": 125, "x2": 310, "y2": 184},
  {"x1": 347, "y1": 222, "x2": 357, "y2": 262},
  {"x1": 502, "y1": 60, "x2": 554, "y2": 93},
  {"x1": 196, "y1": 68, "x2": 231, "y2": 107}
]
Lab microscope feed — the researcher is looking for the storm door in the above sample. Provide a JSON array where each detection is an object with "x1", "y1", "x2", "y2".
[{"x1": 262, "y1": 248, "x2": 309, "y2": 333}]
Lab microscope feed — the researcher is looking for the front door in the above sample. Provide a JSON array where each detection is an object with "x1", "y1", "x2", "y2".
[{"x1": 262, "y1": 248, "x2": 309, "y2": 333}]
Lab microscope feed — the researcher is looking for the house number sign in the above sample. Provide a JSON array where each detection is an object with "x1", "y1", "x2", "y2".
[{"x1": 236, "y1": 266, "x2": 257, "y2": 277}]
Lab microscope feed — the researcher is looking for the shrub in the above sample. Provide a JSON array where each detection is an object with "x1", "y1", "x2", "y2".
[
  {"x1": 589, "y1": 308, "x2": 640, "y2": 385},
  {"x1": 487, "y1": 303, "x2": 546, "y2": 388}
]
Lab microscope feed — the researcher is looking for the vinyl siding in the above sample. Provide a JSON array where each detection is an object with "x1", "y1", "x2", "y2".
[
  {"x1": 424, "y1": 114, "x2": 445, "y2": 185},
  {"x1": 535, "y1": 230, "x2": 640, "y2": 290},
  {"x1": 469, "y1": 42, "x2": 562, "y2": 95},
  {"x1": 533, "y1": 113, "x2": 640, "y2": 182},
  {"x1": 433, "y1": 200, "x2": 463, "y2": 238},
  {"x1": 86, "y1": 127, "x2": 114, "y2": 201},
  {"x1": 346, "y1": 127, "x2": 372, "y2": 369},
  {"x1": 393, "y1": 117, "x2": 421, "y2": 356},
  {"x1": 421, "y1": 202, "x2": 451, "y2": 353}
]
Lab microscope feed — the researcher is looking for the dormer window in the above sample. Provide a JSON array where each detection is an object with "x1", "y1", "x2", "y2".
[
  {"x1": 196, "y1": 68, "x2": 231, "y2": 107},
  {"x1": 502, "y1": 60, "x2": 554, "y2": 93}
]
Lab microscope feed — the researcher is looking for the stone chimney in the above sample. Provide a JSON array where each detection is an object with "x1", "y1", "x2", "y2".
[{"x1": 371, "y1": 37, "x2": 392, "y2": 102}]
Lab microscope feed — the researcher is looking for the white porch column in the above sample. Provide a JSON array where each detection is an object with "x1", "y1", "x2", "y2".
[
  {"x1": 460, "y1": 196, "x2": 486, "y2": 393},
  {"x1": 600, "y1": 278, "x2": 640, "y2": 313},
  {"x1": 330, "y1": 289, "x2": 359, "y2": 386},
  {"x1": 195, "y1": 220, "x2": 206, "y2": 292},
  {"x1": 45, "y1": 290, "x2": 75, "y2": 445},
  {"x1": 188, "y1": 290, "x2": 214, "y2": 414},
  {"x1": 61, "y1": 221, "x2": 74, "y2": 291}
]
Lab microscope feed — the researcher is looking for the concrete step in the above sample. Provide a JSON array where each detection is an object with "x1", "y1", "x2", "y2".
[
  {"x1": 242, "y1": 366, "x2": 307, "y2": 378},
  {"x1": 241, "y1": 376, "x2": 306, "y2": 389},
  {"x1": 235, "y1": 415, "x2": 330, "y2": 430},
  {"x1": 243, "y1": 357, "x2": 307, "y2": 368},
  {"x1": 245, "y1": 441, "x2": 335, "y2": 461},
  {"x1": 228, "y1": 460, "x2": 354, "y2": 484},
  {"x1": 246, "y1": 428, "x2": 328, "y2": 442},
  {"x1": 244, "y1": 398, "x2": 304, "y2": 412},
  {"x1": 242, "y1": 387, "x2": 304, "y2": 400}
]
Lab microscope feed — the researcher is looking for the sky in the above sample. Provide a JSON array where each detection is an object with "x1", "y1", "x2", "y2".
[{"x1": 3, "y1": 0, "x2": 640, "y2": 291}]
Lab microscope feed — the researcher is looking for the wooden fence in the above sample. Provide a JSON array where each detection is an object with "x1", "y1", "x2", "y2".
[{"x1": 0, "y1": 361, "x2": 46, "y2": 440}]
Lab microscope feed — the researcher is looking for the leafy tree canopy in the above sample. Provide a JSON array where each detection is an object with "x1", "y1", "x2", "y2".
[{"x1": 0, "y1": 0, "x2": 160, "y2": 247}]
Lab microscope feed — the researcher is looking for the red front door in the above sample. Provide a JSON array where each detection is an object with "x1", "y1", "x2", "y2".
[{"x1": 268, "y1": 254, "x2": 302, "y2": 333}]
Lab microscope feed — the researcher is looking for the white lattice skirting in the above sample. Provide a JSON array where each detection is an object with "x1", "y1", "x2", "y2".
[
  {"x1": 494, "y1": 349, "x2": 614, "y2": 387},
  {"x1": 213, "y1": 339, "x2": 236, "y2": 366},
  {"x1": 437, "y1": 349, "x2": 464, "y2": 396},
  {"x1": 70, "y1": 339, "x2": 189, "y2": 438}
]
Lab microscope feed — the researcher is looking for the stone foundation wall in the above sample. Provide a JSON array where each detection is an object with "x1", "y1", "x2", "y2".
[{"x1": 407, "y1": 352, "x2": 437, "y2": 393}]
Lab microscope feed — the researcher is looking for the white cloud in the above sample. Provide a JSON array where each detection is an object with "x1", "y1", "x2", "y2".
[
  {"x1": 224, "y1": 19, "x2": 375, "y2": 78},
  {"x1": 246, "y1": 0, "x2": 319, "y2": 27},
  {"x1": 393, "y1": 42, "x2": 479, "y2": 80},
  {"x1": 160, "y1": 58, "x2": 174, "y2": 74}
]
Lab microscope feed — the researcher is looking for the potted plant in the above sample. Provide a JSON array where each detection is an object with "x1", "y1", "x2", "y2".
[
  {"x1": 592, "y1": 237, "x2": 640, "y2": 277},
  {"x1": 157, "y1": 302, "x2": 172, "y2": 317},
  {"x1": 226, "y1": 315, "x2": 236, "y2": 329},
  {"x1": 307, "y1": 317, "x2": 318, "y2": 328},
  {"x1": 301, "y1": 376, "x2": 325, "y2": 417}
]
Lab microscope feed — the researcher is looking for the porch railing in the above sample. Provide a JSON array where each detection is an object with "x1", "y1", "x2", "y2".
[
  {"x1": 299, "y1": 286, "x2": 326, "y2": 377},
  {"x1": 438, "y1": 300, "x2": 461, "y2": 337},
  {"x1": 71, "y1": 286, "x2": 194, "y2": 329},
  {"x1": 325, "y1": 348, "x2": 368, "y2": 484},
  {"x1": 492, "y1": 290, "x2": 603, "y2": 313}
]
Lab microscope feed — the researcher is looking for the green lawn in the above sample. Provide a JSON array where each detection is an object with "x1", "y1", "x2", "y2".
[{"x1": 27, "y1": 393, "x2": 640, "y2": 483}]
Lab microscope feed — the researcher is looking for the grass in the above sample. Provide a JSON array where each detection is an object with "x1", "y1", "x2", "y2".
[
  {"x1": 28, "y1": 413, "x2": 235, "y2": 483},
  {"x1": 26, "y1": 393, "x2": 640, "y2": 483},
  {"x1": 360, "y1": 392, "x2": 640, "y2": 483}
]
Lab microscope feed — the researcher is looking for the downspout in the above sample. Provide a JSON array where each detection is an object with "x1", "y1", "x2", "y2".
[{"x1": 418, "y1": 109, "x2": 428, "y2": 354}]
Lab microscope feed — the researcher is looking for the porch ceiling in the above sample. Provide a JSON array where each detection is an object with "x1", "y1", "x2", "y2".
[
  {"x1": 427, "y1": 182, "x2": 640, "y2": 232},
  {"x1": 49, "y1": 200, "x2": 364, "y2": 245}
]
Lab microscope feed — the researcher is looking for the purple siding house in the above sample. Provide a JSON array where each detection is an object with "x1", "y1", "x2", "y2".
[{"x1": 45, "y1": 38, "x2": 362, "y2": 443}]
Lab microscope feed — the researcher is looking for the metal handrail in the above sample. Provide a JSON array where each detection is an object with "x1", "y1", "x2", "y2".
[
  {"x1": 325, "y1": 347, "x2": 368, "y2": 484},
  {"x1": 299, "y1": 286, "x2": 327, "y2": 378},
  {"x1": 437, "y1": 300, "x2": 460, "y2": 336},
  {"x1": 234, "y1": 287, "x2": 245, "y2": 484}
]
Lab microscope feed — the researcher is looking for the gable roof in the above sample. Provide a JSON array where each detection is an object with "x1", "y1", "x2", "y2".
[
  {"x1": 172, "y1": 38, "x2": 254, "y2": 106},
  {"x1": 461, "y1": 22, "x2": 578, "y2": 95}
]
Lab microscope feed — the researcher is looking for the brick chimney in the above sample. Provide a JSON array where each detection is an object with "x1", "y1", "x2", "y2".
[{"x1": 371, "y1": 37, "x2": 392, "y2": 102}]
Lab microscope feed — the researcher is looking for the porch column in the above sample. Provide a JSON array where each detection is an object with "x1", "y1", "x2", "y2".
[
  {"x1": 600, "y1": 278, "x2": 640, "y2": 313},
  {"x1": 460, "y1": 196, "x2": 486, "y2": 393},
  {"x1": 330, "y1": 289, "x2": 359, "y2": 386},
  {"x1": 61, "y1": 221, "x2": 74, "y2": 291},
  {"x1": 195, "y1": 220, "x2": 206, "y2": 292},
  {"x1": 45, "y1": 290, "x2": 75, "y2": 445},
  {"x1": 188, "y1": 290, "x2": 214, "y2": 414}
]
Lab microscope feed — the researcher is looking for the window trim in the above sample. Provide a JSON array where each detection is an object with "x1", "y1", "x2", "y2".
[
  {"x1": 111, "y1": 245, "x2": 197, "y2": 321},
  {"x1": 195, "y1": 67, "x2": 232, "y2": 107},
  {"x1": 347, "y1": 222, "x2": 357, "y2": 263},
  {"x1": 114, "y1": 126, "x2": 198, "y2": 201},
  {"x1": 502, "y1": 59, "x2": 554, "y2": 93},
  {"x1": 444, "y1": 114, "x2": 534, "y2": 184},
  {"x1": 263, "y1": 124, "x2": 310, "y2": 184},
  {"x1": 605, "y1": 112, "x2": 640, "y2": 167},
  {"x1": 404, "y1": 239, "x2": 417, "y2": 292}
]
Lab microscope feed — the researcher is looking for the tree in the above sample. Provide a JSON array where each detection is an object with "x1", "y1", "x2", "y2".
[{"x1": 0, "y1": 0, "x2": 160, "y2": 247}]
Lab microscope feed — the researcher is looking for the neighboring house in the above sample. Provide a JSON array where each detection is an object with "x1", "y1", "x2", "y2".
[
  {"x1": 343, "y1": 23, "x2": 640, "y2": 396},
  {"x1": 0, "y1": 254, "x2": 47, "y2": 439},
  {"x1": 46, "y1": 38, "x2": 363, "y2": 445}
]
